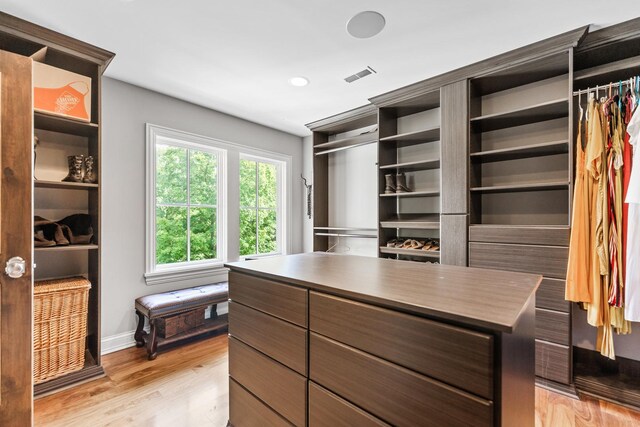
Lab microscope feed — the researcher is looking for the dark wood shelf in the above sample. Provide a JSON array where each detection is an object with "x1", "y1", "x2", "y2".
[
  {"x1": 157, "y1": 314, "x2": 228, "y2": 347},
  {"x1": 574, "y1": 55, "x2": 640, "y2": 88},
  {"x1": 380, "y1": 189, "x2": 440, "y2": 198},
  {"x1": 34, "y1": 180, "x2": 99, "y2": 190},
  {"x1": 380, "y1": 90, "x2": 440, "y2": 117},
  {"x1": 470, "y1": 99, "x2": 568, "y2": 132},
  {"x1": 34, "y1": 111, "x2": 99, "y2": 137},
  {"x1": 380, "y1": 214, "x2": 440, "y2": 230},
  {"x1": 379, "y1": 246, "x2": 440, "y2": 258},
  {"x1": 314, "y1": 131, "x2": 377, "y2": 152},
  {"x1": 35, "y1": 244, "x2": 99, "y2": 252},
  {"x1": 34, "y1": 350, "x2": 104, "y2": 397},
  {"x1": 314, "y1": 226, "x2": 377, "y2": 232},
  {"x1": 378, "y1": 127, "x2": 440, "y2": 146},
  {"x1": 380, "y1": 158, "x2": 440, "y2": 172},
  {"x1": 470, "y1": 181, "x2": 569, "y2": 193},
  {"x1": 470, "y1": 140, "x2": 569, "y2": 162}
]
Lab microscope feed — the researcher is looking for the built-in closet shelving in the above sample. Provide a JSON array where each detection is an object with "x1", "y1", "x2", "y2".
[
  {"x1": 0, "y1": 12, "x2": 114, "y2": 395},
  {"x1": 569, "y1": 20, "x2": 640, "y2": 408},
  {"x1": 467, "y1": 50, "x2": 574, "y2": 388},
  {"x1": 376, "y1": 90, "x2": 442, "y2": 262},
  {"x1": 309, "y1": 105, "x2": 379, "y2": 252}
]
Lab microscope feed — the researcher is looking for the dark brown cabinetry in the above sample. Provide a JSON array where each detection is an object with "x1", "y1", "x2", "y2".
[
  {"x1": 227, "y1": 253, "x2": 539, "y2": 427},
  {"x1": 0, "y1": 12, "x2": 114, "y2": 395}
]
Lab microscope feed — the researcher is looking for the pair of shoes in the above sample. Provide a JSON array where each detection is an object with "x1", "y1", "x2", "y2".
[
  {"x1": 33, "y1": 214, "x2": 94, "y2": 247},
  {"x1": 402, "y1": 239, "x2": 423, "y2": 249},
  {"x1": 63, "y1": 155, "x2": 97, "y2": 183},
  {"x1": 384, "y1": 173, "x2": 412, "y2": 194},
  {"x1": 422, "y1": 239, "x2": 440, "y2": 251}
]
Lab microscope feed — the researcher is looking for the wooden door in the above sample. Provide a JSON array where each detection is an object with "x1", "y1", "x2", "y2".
[{"x1": 0, "y1": 49, "x2": 34, "y2": 425}]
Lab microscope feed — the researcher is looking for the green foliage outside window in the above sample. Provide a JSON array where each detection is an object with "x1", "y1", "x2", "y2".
[
  {"x1": 239, "y1": 159, "x2": 278, "y2": 256},
  {"x1": 155, "y1": 144, "x2": 217, "y2": 265}
]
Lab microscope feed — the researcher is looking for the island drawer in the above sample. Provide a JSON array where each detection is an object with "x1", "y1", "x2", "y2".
[
  {"x1": 535, "y1": 339, "x2": 571, "y2": 384},
  {"x1": 309, "y1": 382, "x2": 390, "y2": 427},
  {"x1": 309, "y1": 292, "x2": 494, "y2": 399},
  {"x1": 229, "y1": 301, "x2": 307, "y2": 375},
  {"x1": 229, "y1": 337, "x2": 307, "y2": 427},
  {"x1": 229, "y1": 378, "x2": 293, "y2": 427},
  {"x1": 229, "y1": 271, "x2": 308, "y2": 327},
  {"x1": 309, "y1": 333, "x2": 493, "y2": 427}
]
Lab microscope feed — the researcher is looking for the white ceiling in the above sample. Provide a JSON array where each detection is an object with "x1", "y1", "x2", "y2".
[{"x1": 1, "y1": 1, "x2": 637, "y2": 136}]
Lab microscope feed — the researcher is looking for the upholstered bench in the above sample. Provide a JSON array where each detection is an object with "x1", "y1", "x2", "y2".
[{"x1": 134, "y1": 282, "x2": 229, "y2": 360}]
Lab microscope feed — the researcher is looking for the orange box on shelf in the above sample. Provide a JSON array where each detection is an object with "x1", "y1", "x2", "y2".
[{"x1": 33, "y1": 61, "x2": 91, "y2": 122}]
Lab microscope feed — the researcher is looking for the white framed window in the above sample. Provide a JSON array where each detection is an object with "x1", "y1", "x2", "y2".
[
  {"x1": 239, "y1": 154, "x2": 285, "y2": 257},
  {"x1": 145, "y1": 125, "x2": 227, "y2": 283}
]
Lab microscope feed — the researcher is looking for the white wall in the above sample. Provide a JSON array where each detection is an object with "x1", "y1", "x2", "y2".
[{"x1": 101, "y1": 78, "x2": 303, "y2": 353}]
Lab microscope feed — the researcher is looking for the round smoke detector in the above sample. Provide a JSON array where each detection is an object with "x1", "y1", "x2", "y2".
[{"x1": 347, "y1": 11, "x2": 386, "y2": 39}]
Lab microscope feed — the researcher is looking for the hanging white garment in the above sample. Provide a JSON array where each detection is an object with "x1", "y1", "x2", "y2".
[{"x1": 625, "y1": 109, "x2": 640, "y2": 321}]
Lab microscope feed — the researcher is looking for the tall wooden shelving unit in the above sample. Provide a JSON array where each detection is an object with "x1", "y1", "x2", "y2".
[
  {"x1": 0, "y1": 12, "x2": 114, "y2": 395},
  {"x1": 376, "y1": 90, "x2": 442, "y2": 262}
]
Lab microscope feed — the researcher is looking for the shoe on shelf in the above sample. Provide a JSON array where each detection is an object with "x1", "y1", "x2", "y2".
[
  {"x1": 395, "y1": 173, "x2": 412, "y2": 193},
  {"x1": 384, "y1": 174, "x2": 396, "y2": 194}
]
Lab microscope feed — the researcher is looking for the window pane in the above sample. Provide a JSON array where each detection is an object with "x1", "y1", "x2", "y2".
[
  {"x1": 239, "y1": 208, "x2": 257, "y2": 256},
  {"x1": 258, "y1": 162, "x2": 277, "y2": 208},
  {"x1": 190, "y1": 151, "x2": 217, "y2": 205},
  {"x1": 240, "y1": 159, "x2": 256, "y2": 207},
  {"x1": 156, "y1": 144, "x2": 187, "y2": 204},
  {"x1": 190, "y1": 207, "x2": 216, "y2": 260},
  {"x1": 156, "y1": 206, "x2": 187, "y2": 264},
  {"x1": 258, "y1": 209, "x2": 277, "y2": 254}
]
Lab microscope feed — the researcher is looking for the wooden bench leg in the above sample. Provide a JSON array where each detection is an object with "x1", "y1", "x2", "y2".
[
  {"x1": 134, "y1": 310, "x2": 146, "y2": 348},
  {"x1": 147, "y1": 319, "x2": 158, "y2": 360}
]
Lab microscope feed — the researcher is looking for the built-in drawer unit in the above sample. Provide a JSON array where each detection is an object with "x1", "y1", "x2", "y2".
[
  {"x1": 309, "y1": 292, "x2": 494, "y2": 399},
  {"x1": 308, "y1": 382, "x2": 390, "y2": 427},
  {"x1": 536, "y1": 278, "x2": 570, "y2": 312},
  {"x1": 229, "y1": 271, "x2": 308, "y2": 327},
  {"x1": 468, "y1": 225, "x2": 570, "y2": 247},
  {"x1": 535, "y1": 339, "x2": 571, "y2": 384},
  {"x1": 229, "y1": 337, "x2": 307, "y2": 427},
  {"x1": 229, "y1": 378, "x2": 293, "y2": 427},
  {"x1": 468, "y1": 242, "x2": 568, "y2": 279},
  {"x1": 229, "y1": 301, "x2": 307, "y2": 375},
  {"x1": 535, "y1": 308, "x2": 570, "y2": 345},
  {"x1": 309, "y1": 333, "x2": 493, "y2": 427}
]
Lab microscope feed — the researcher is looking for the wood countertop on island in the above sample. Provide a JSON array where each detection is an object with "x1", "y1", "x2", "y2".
[{"x1": 225, "y1": 252, "x2": 540, "y2": 333}]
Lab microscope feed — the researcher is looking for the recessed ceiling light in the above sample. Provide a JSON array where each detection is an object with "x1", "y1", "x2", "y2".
[
  {"x1": 347, "y1": 11, "x2": 386, "y2": 39},
  {"x1": 289, "y1": 76, "x2": 309, "y2": 87}
]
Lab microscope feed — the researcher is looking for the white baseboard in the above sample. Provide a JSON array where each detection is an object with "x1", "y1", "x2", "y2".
[{"x1": 101, "y1": 330, "x2": 138, "y2": 355}]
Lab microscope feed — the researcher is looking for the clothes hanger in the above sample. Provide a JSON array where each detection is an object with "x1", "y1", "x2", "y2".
[{"x1": 579, "y1": 90, "x2": 584, "y2": 121}]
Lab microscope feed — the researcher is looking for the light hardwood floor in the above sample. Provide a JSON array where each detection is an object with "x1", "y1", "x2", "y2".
[{"x1": 34, "y1": 334, "x2": 640, "y2": 426}]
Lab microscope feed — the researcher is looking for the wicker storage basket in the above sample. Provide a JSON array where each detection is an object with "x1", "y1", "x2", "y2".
[{"x1": 34, "y1": 276, "x2": 91, "y2": 384}]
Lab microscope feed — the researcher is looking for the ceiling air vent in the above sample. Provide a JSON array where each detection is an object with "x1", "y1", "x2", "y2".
[{"x1": 344, "y1": 66, "x2": 377, "y2": 83}]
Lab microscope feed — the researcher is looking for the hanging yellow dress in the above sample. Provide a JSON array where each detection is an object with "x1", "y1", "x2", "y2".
[{"x1": 565, "y1": 117, "x2": 591, "y2": 302}]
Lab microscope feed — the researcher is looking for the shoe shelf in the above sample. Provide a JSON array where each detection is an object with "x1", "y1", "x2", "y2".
[
  {"x1": 314, "y1": 131, "x2": 378, "y2": 156},
  {"x1": 379, "y1": 158, "x2": 440, "y2": 172},
  {"x1": 380, "y1": 214, "x2": 441, "y2": 230},
  {"x1": 35, "y1": 244, "x2": 99, "y2": 252},
  {"x1": 379, "y1": 246, "x2": 441, "y2": 258},
  {"x1": 470, "y1": 180, "x2": 569, "y2": 193},
  {"x1": 34, "y1": 111, "x2": 99, "y2": 137},
  {"x1": 380, "y1": 189, "x2": 440, "y2": 198},
  {"x1": 469, "y1": 98, "x2": 568, "y2": 132},
  {"x1": 34, "y1": 180, "x2": 99, "y2": 190},
  {"x1": 378, "y1": 127, "x2": 440, "y2": 146},
  {"x1": 470, "y1": 140, "x2": 568, "y2": 163}
]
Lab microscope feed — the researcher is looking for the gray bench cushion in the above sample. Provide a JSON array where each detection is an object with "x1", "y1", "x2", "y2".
[{"x1": 135, "y1": 282, "x2": 228, "y2": 319}]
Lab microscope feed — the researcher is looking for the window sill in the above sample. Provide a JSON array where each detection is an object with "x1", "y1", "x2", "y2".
[{"x1": 144, "y1": 263, "x2": 229, "y2": 286}]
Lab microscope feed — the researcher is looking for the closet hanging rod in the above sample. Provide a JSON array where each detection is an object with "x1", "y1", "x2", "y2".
[
  {"x1": 314, "y1": 140, "x2": 376, "y2": 156},
  {"x1": 572, "y1": 78, "x2": 638, "y2": 96},
  {"x1": 314, "y1": 232, "x2": 377, "y2": 239}
]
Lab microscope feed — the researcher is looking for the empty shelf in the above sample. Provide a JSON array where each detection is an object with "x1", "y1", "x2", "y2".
[
  {"x1": 379, "y1": 158, "x2": 440, "y2": 172},
  {"x1": 470, "y1": 99, "x2": 568, "y2": 132},
  {"x1": 574, "y1": 55, "x2": 640, "y2": 87},
  {"x1": 379, "y1": 246, "x2": 440, "y2": 258},
  {"x1": 470, "y1": 181, "x2": 569, "y2": 193},
  {"x1": 35, "y1": 244, "x2": 99, "y2": 252},
  {"x1": 314, "y1": 131, "x2": 377, "y2": 150},
  {"x1": 380, "y1": 215, "x2": 440, "y2": 230},
  {"x1": 470, "y1": 140, "x2": 569, "y2": 162},
  {"x1": 379, "y1": 127, "x2": 440, "y2": 145},
  {"x1": 379, "y1": 190, "x2": 440, "y2": 198},
  {"x1": 314, "y1": 226, "x2": 377, "y2": 232}
]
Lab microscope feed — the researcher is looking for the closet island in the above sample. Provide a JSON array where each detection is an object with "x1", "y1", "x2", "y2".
[{"x1": 225, "y1": 252, "x2": 540, "y2": 426}]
